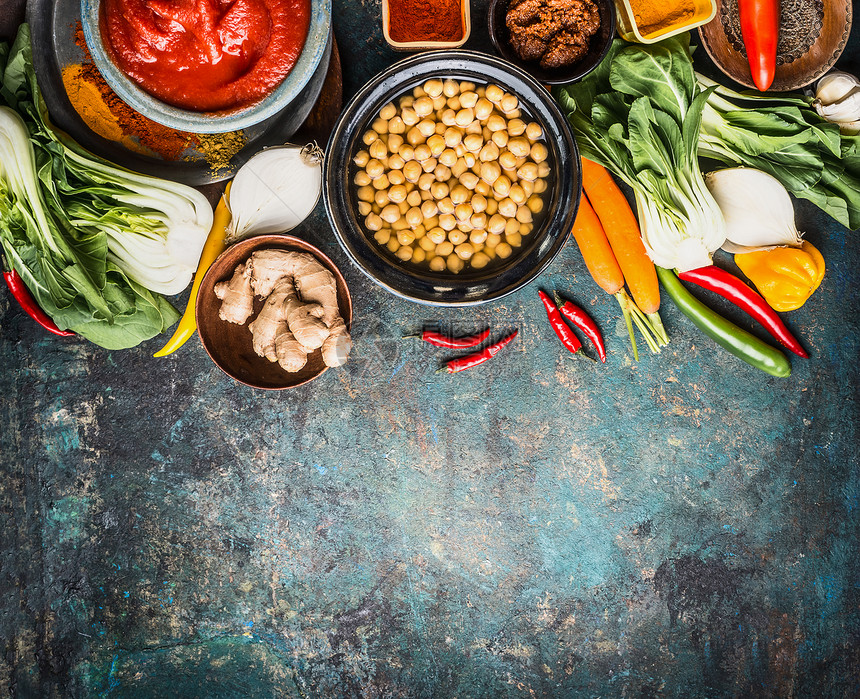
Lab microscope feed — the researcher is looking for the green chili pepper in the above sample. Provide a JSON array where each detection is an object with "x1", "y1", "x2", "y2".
[{"x1": 656, "y1": 267, "x2": 791, "y2": 378}]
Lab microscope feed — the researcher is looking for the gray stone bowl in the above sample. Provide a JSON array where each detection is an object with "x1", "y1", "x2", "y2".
[{"x1": 79, "y1": 0, "x2": 332, "y2": 134}]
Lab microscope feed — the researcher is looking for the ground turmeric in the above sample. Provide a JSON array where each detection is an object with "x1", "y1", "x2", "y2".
[{"x1": 628, "y1": 0, "x2": 695, "y2": 36}]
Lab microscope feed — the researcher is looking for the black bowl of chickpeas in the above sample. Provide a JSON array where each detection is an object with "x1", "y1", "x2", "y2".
[{"x1": 323, "y1": 50, "x2": 580, "y2": 306}]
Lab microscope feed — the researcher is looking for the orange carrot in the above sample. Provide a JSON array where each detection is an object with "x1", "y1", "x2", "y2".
[
  {"x1": 571, "y1": 194, "x2": 624, "y2": 296},
  {"x1": 580, "y1": 158, "x2": 661, "y2": 315}
]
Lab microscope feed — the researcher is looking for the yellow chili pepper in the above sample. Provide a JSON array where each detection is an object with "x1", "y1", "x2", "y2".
[
  {"x1": 154, "y1": 183, "x2": 232, "y2": 357},
  {"x1": 734, "y1": 240, "x2": 825, "y2": 312}
]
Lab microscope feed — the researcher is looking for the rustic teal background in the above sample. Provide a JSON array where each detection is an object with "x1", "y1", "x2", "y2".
[{"x1": 2, "y1": 1, "x2": 859, "y2": 697}]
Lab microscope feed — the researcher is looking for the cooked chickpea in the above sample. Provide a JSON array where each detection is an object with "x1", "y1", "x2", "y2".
[
  {"x1": 508, "y1": 137, "x2": 531, "y2": 158},
  {"x1": 362, "y1": 129, "x2": 377, "y2": 145},
  {"x1": 427, "y1": 227, "x2": 447, "y2": 245},
  {"x1": 471, "y1": 194, "x2": 488, "y2": 213},
  {"x1": 469, "y1": 228, "x2": 488, "y2": 245},
  {"x1": 358, "y1": 201, "x2": 372, "y2": 216},
  {"x1": 402, "y1": 108, "x2": 419, "y2": 127},
  {"x1": 413, "y1": 96, "x2": 434, "y2": 117},
  {"x1": 507, "y1": 118, "x2": 526, "y2": 136},
  {"x1": 515, "y1": 205, "x2": 533, "y2": 223},
  {"x1": 418, "y1": 173, "x2": 435, "y2": 190},
  {"x1": 374, "y1": 189, "x2": 389, "y2": 207},
  {"x1": 416, "y1": 119, "x2": 435, "y2": 138},
  {"x1": 429, "y1": 256, "x2": 446, "y2": 271},
  {"x1": 388, "y1": 152, "x2": 405, "y2": 170},
  {"x1": 447, "y1": 229, "x2": 467, "y2": 246},
  {"x1": 458, "y1": 171, "x2": 479, "y2": 190},
  {"x1": 432, "y1": 96, "x2": 447, "y2": 111},
  {"x1": 506, "y1": 232, "x2": 522, "y2": 248},
  {"x1": 365, "y1": 212, "x2": 383, "y2": 231},
  {"x1": 521, "y1": 179, "x2": 535, "y2": 197},
  {"x1": 379, "y1": 102, "x2": 396, "y2": 120},
  {"x1": 387, "y1": 184, "x2": 407, "y2": 203},
  {"x1": 439, "y1": 148, "x2": 458, "y2": 167},
  {"x1": 464, "y1": 152, "x2": 478, "y2": 168},
  {"x1": 372, "y1": 118, "x2": 389, "y2": 135},
  {"x1": 398, "y1": 144, "x2": 415, "y2": 160},
  {"x1": 410, "y1": 248, "x2": 426, "y2": 264},
  {"x1": 480, "y1": 161, "x2": 501, "y2": 184},
  {"x1": 396, "y1": 245, "x2": 414, "y2": 261},
  {"x1": 357, "y1": 185, "x2": 374, "y2": 202},
  {"x1": 419, "y1": 236, "x2": 437, "y2": 252},
  {"x1": 451, "y1": 159, "x2": 468, "y2": 178},
  {"x1": 471, "y1": 252, "x2": 491, "y2": 269},
  {"x1": 492, "y1": 130, "x2": 509, "y2": 149},
  {"x1": 420, "y1": 158, "x2": 438, "y2": 174},
  {"x1": 438, "y1": 197, "x2": 455, "y2": 215},
  {"x1": 402, "y1": 207, "x2": 421, "y2": 227},
  {"x1": 504, "y1": 218, "x2": 520, "y2": 236},
  {"x1": 474, "y1": 97, "x2": 494, "y2": 121},
  {"x1": 372, "y1": 173, "x2": 391, "y2": 190},
  {"x1": 392, "y1": 216, "x2": 410, "y2": 231},
  {"x1": 354, "y1": 170, "x2": 371, "y2": 186},
  {"x1": 463, "y1": 133, "x2": 483, "y2": 153},
  {"x1": 517, "y1": 161, "x2": 539, "y2": 181},
  {"x1": 498, "y1": 197, "x2": 517, "y2": 218},
  {"x1": 479, "y1": 142, "x2": 500, "y2": 162},
  {"x1": 433, "y1": 164, "x2": 452, "y2": 181},
  {"x1": 485, "y1": 84, "x2": 504, "y2": 103},
  {"x1": 425, "y1": 134, "x2": 445, "y2": 157},
  {"x1": 388, "y1": 170, "x2": 405, "y2": 186},
  {"x1": 459, "y1": 91, "x2": 478, "y2": 109},
  {"x1": 496, "y1": 242, "x2": 513, "y2": 259},
  {"x1": 529, "y1": 142, "x2": 548, "y2": 163},
  {"x1": 430, "y1": 181, "x2": 449, "y2": 200},
  {"x1": 424, "y1": 79, "x2": 444, "y2": 97},
  {"x1": 419, "y1": 200, "x2": 438, "y2": 219},
  {"x1": 447, "y1": 254, "x2": 465, "y2": 273},
  {"x1": 485, "y1": 197, "x2": 499, "y2": 215},
  {"x1": 381, "y1": 204, "x2": 401, "y2": 223},
  {"x1": 354, "y1": 150, "x2": 370, "y2": 167},
  {"x1": 537, "y1": 161, "x2": 551, "y2": 178},
  {"x1": 441, "y1": 108, "x2": 458, "y2": 126},
  {"x1": 454, "y1": 203, "x2": 473, "y2": 222},
  {"x1": 493, "y1": 175, "x2": 512, "y2": 198},
  {"x1": 533, "y1": 178, "x2": 547, "y2": 194},
  {"x1": 374, "y1": 229, "x2": 391, "y2": 245},
  {"x1": 452, "y1": 242, "x2": 473, "y2": 260},
  {"x1": 436, "y1": 241, "x2": 455, "y2": 257},
  {"x1": 443, "y1": 127, "x2": 463, "y2": 148},
  {"x1": 465, "y1": 120, "x2": 483, "y2": 135},
  {"x1": 499, "y1": 151, "x2": 518, "y2": 170},
  {"x1": 508, "y1": 184, "x2": 526, "y2": 205},
  {"x1": 488, "y1": 214, "x2": 506, "y2": 234},
  {"x1": 403, "y1": 160, "x2": 422, "y2": 183},
  {"x1": 484, "y1": 114, "x2": 505, "y2": 133},
  {"x1": 500, "y1": 93, "x2": 518, "y2": 113},
  {"x1": 520, "y1": 222, "x2": 534, "y2": 235},
  {"x1": 450, "y1": 184, "x2": 469, "y2": 205},
  {"x1": 406, "y1": 126, "x2": 424, "y2": 146},
  {"x1": 399, "y1": 95, "x2": 414, "y2": 108},
  {"x1": 455, "y1": 108, "x2": 475, "y2": 127},
  {"x1": 442, "y1": 79, "x2": 459, "y2": 97},
  {"x1": 407, "y1": 190, "x2": 422, "y2": 207},
  {"x1": 388, "y1": 116, "x2": 406, "y2": 134},
  {"x1": 396, "y1": 228, "x2": 416, "y2": 246},
  {"x1": 439, "y1": 214, "x2": 457, "y2": 231}
]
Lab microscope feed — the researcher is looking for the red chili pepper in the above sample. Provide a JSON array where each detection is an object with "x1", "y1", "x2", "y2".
[
  {"x1": 739, "y1": 0, "x2": 779, "y2": 91},
  {"x1": 3, "y1": 268, "x2": 74, "y2": 337},
  {"x1": 437, "y1": 330, "x2": 518, "y2": 374},
  {"x1": 405, "y1": 327, "x2": 491, "y2": 348},
  {"x1": 538, "y1": 289, "x2": 582, "y2": 356},
  {"x1": 678, "y1": 265, "x2": 807, "y2": 358},
  {"x1": 554, "y1": 291, "x2": 606, "y2": 363}
]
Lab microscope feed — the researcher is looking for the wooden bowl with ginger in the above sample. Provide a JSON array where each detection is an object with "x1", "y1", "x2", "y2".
[{"x1": 196, "y1": 235, "x2": 353, "y2": 390}]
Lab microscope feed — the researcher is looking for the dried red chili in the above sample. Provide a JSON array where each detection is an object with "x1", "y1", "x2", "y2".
[
  {"x1": 405, "y1": 327, "x2": 491, "y2": 348},
  {"x1": 538, "y1": 290, "x2": 583, "y2": 356},
  {"x1": 554, "y1": 292, "x2": 606, "y2": 363},
  {"x1": 387, "y1": 0, "x2": 465, "y2": 43},
  {"x1": 3, "y1": 267, "x2": 74, "y2": 337},
  {"x1": 437, "y1": 330, "x2": 518, "y2": 374}
]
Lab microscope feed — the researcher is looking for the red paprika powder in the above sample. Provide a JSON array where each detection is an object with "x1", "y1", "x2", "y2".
[{"x1": 387, "y1": 0, "x2": 465, "y2": 43}]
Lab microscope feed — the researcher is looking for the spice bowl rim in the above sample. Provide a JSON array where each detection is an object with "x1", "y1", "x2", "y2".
[
  {"x1": 617, "y1": 0, "x2": 716, "y2": 44},
  {"x1": 487, "y1": 0, "x2": 617, "y2": 85},
  {"x1": 381, "y1": 0, "x2": 472, "y2": 51},
  {"x1": 195, "y1": 233, "x2": 353, "y2": 390},
  {"x1": 323, "y1": 49, "x2": 581, "y2": 307},
  {"x1": 79, "y1": 0, "x2": 332, "y2": 134}
]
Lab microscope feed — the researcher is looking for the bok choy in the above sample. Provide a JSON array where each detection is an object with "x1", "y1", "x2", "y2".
[
  {"x1": 0, "y1": 25, "x2": 213, "y2": 349},
  {"x1": 554, "y1": 35, "x2": 726, "y2": 273}
]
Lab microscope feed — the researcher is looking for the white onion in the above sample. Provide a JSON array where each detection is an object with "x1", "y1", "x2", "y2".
[
  {"x1": 226, "y1": 143, "x2": 323, "y2": 242},
  {"x1": 704, "y1": 168, "x2": 803, "y2": 254}
]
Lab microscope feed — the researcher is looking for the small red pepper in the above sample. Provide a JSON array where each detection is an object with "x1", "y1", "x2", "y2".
[
  {"x1": 739, "y1": 0, "x2": 779, "y2": 91},
  {"x1": 437, "y1": 330, "x2": 518, "y2": 374},
  {"x1": 3, "y1": 267, "x2": 74, "y2": 337},
  {"x1": 538, "y1": 289, "x2": 582, "y2": 356},
  {"x1": 678, "y1": 265, "x2": 807, "y2": 358},
  {"x1": 554, "y1": 292, "x2": 606, "y2": 363},
  {"x1": 405, "y1": 327, "x2": 491, "y2": 348}
]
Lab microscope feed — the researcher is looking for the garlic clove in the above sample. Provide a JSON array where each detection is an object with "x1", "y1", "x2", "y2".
[
  {"x1": 815, "y1": 71, "x2": 860, "y2": 105},
  {"x1": 817, "y1": 89, "x2": 860, "y2": 121}
]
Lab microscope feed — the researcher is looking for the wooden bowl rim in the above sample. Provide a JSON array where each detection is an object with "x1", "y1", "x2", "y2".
[{"x1": 195, "y1": 233, "x2": 353, "y2": 390}]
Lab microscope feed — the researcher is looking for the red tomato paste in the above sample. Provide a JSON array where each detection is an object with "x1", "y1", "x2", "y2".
[{"x1": 100, "y1": 0, "x2": 311, "y2": 112}]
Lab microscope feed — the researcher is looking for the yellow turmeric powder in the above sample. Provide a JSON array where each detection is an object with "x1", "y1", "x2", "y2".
[{"x1": 628, "y1": 0, "x2": 696, "y2": 37}]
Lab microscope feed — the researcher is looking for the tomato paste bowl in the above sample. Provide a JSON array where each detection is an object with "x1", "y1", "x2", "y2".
[
  {"x1": 80, "y1": 0, "x2": 332, "y2": 134},
  {"x1": 323, "y1": 51, "x2": 580, "y2": 306}
]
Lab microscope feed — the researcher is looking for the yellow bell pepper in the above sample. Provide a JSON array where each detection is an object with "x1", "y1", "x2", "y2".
[
  {"x1": 734, "y1": 241, "x2": 825, "y2": 312},
  {"x1": 154, "y1": 183, "x2": 232, "y2": 357}
]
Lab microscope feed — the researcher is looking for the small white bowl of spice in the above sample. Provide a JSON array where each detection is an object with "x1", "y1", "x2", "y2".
[
  {"x1": 382, "y1": 0, "x2": 471, "y2": 50},
  {"x1": 616, "y1": 0, "x2": 716, "y2": 43}
]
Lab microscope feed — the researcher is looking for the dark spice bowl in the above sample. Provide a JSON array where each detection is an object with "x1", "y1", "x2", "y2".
[
  {"x1": 487, "y1": 0, "x2": 616, "y2": 85},
  {"x1": 195, "y1": 235, "x2": 352, "y2": 390},
  {"x1": 323, "y1": 50, "x2": 580, "y2": 307}
]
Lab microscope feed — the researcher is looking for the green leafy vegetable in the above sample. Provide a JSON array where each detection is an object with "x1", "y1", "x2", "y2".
[
  {"x1": 554, "y1": 35, "x2": 727, "y2": 273},
  {"x1": 696, "y1": 74, "x2": 860, "y2": 230},
  {"x1": 0, "y1": 25, "x2": 214, "y2": 349}
]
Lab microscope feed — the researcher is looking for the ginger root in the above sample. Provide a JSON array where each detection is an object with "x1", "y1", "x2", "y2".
[{"x1": 215, "y1": 250, "x2": 351, "y2": 373}]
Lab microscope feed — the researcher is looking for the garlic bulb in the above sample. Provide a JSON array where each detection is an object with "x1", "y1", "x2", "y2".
[
  {"x1": 814, "y1": 71, "x2": 860, "y2": 134},
  {"x1": 226, "y1": 143, "x2": 324, "y2": 242},
  {"x1": 704, "y1": 168, "x2": 803, "y2": 254}
]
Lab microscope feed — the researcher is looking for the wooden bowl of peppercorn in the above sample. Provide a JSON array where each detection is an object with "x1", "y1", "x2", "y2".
[{"x1": 487, "y1": 0, "x2": 616, "y2": 85}]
